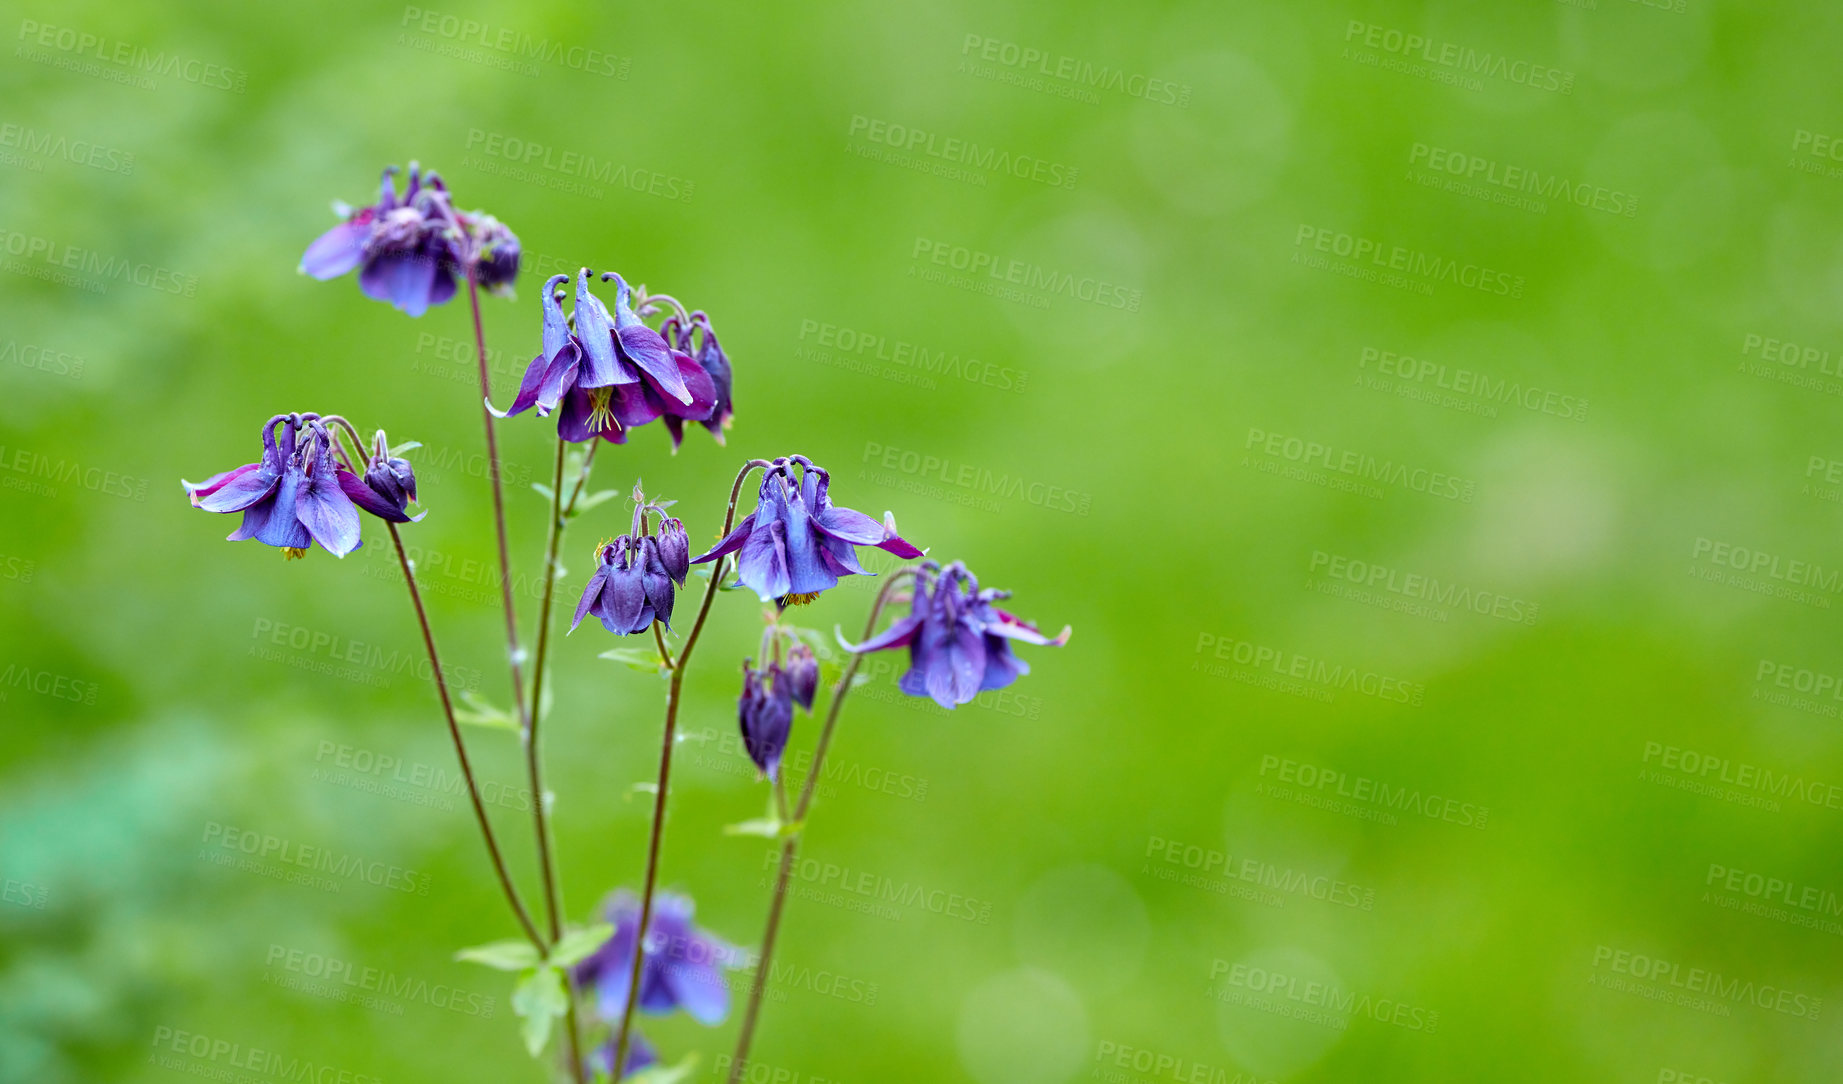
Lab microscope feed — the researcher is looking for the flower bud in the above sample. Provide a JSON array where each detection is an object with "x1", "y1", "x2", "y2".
[
  {"x1": 785, "y1": 643, "x2": 818, "y2": 711},
  {"x1": 656, "y1": 517, "x2": 690, "y2": 586}
]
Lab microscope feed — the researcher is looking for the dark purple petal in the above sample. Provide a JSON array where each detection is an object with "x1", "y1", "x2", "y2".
[
  {"x1": 539, "y1": 273, "x2": 572, "y2": 361},
  {"x1": 338, "y1": 467, "x2": 409, "y2": 523},
  {"x1": 655, "y1": 352, "x2": 716, "y2": 418},
  {"x1": 842, "y1": 613, "x2": 922, "y2": 654},
  {"x1": 737, "y1": 519, "x2": 792, "y2": 601},
  {"x1": 360, "y1": 252, "x2": 439, "y2": 316},
  {"x1": 573, "y1": 268, "x2": 623, "y2": 387},
  {"x1": 811, "y1": 505, "x2": 886, "y2": 545},
  {"x1": 875, "y1": 532, "x2": 925, "y2": 560},
  {"x1": 492, "y1": 353, "x2": 550, "y2": 418},
  {"x1": 296, "y1": 458, "x2": 363, "y2": 557},
  {"x1": 300, "y1": 221, "x2": 368, "y2": 279},
  {"x1": 190, "y1": 463, "x2": 277, "y2": 513},
  {"x1": 602, "y1": 559, "x2": 647, "y2": 633},
  {"x1": 570, "y1": 565, "x2": 611, "y2": 633},
  {"x1": 691, "y1": 513, "x2": 754, "y2": 564}
]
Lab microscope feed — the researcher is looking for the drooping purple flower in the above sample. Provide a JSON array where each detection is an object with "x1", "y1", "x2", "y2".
[
  {"x1": 183, "y1": 414, "x2": 377, "y2": 558},
  {"x1": 587, "y1": 1033, "x2": 657, "y2": 1081},
  {"x1": 574, "y1": 891, "x2": 736, "y2": 1026},
  {"x1": 843, "y1": 561, "x2": 1069, "y2": 709},
  {"x1": 341, "y1": 430, "x2": 423, "y2": 524},
  {"x1": 739, "y1": 660, "x2": 796, "y2": 779},
  {"x1": 570, "y1": 535, "x2": 675, "y2": 635},
  {"x1": 691, "y1": 457, "x2": 922, "y2": 604},
  {"x1": 655, "y1": 517, "x2": 690, "y2": 585},
  {"x1": 784, "y1": 644, "x2": 818, "y2": 711},
  {"x1": 300, "y1": 163, "x2": 520, "y2": 316},
  {"x1": 661, "y1": 312, "x2": 734, "y2": 452}
]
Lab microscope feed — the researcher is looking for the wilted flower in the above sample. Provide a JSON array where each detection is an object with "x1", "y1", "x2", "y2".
[
  {"x1": 574, "y1": 891, "x2": 736, "y2": 1026},
  {"x1": 738, "y1": 659, "x2": 796, "y2": 779},
  {"x1": 496, "y1": 270, "x2": 719, "y2": 445},
  {"x1": 299, "y1": 163, "x2": 519, "y2": 316},
  {"x1": 691, "y1": 457, "x2": 921, "y2": 603},
  {"x1": 183, "y1": 413, "x2": 396, "y2": 558},
  {"x1": 844, "y1": 561, "x2": 1068, "y2": 709},
  {"x1": 571, "y1": 535, "x2": 676, "y2": 635}
]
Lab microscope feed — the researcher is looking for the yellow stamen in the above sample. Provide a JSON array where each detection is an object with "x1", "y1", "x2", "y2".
[
  {"x1": 782, "y1": 592, "x2": 823, "y2": 607},
  {"x1": 586, "y1": 386, "x2": 616, "y2": 433},
  {"x1": 282, "y1": 547, "x2": 308, "y2": 560}
]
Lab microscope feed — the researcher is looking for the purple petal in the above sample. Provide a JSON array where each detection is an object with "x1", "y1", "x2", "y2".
[
  {"x1": 360, "y1": 253, "x2": 438, "y2": 317},
  {"x1": 691, "y1": 513, "x2": 755, "y2": 564},
  {"x1": 337, "y1": 468, "x2": 409, "y2": 523},
  {"x1": 494, "y1": 353, "x2": 550, "y2": 418},
  {"x1": 573, "y1": 269, "x2": 623, "y2": 387},
  {"x1": 618, "y1": 325, "x2": 692, "y2": 404},
  {"x1": 737, "y1": 520, "x2": 791, "y2": 601},
  {"x1": 811, "y1": 505, "x2": 886, "y2": 545},
  {"x1": 842, "y1": 613, "x2": 922, "y2": 654},
  {"x1": 296, "y1": 462, "x2": 363, "y2": 557},
  {"x1": 300, "y1": 221, "x2": 368, "y2": 279},
  {"x1": 190, "y1": 463, "x2": 277, "y2": 513},
  {"x1": 570, "y1": 566, "x2": 611, "y2": 633},
  {"x1": 602, "y1": 565, "x2": 647, "y2": 633}
]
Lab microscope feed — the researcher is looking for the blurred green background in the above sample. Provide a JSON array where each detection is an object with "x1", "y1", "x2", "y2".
[{"x1": 5, "y1": 0, "x2": 1843, "y2": 1081}]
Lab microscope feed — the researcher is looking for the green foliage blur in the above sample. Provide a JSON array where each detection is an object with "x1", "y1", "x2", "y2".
[{"x1": 3, "y1": 1, "x2": 1842, "y2": 1082}]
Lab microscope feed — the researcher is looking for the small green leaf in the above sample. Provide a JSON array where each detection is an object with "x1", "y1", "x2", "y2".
[
  {"x1": 572, "y1": 488, "x2": 621, "y2": 514},
  {"x1": 532, "y1": 483, "x2": 556, "y2": 502},
  {"x1": 549, "y1": 922, "x2": 615, "y2": 969},
  {"x1": 849, "y1": 671, "x2": 872, "y2": 688},
  {"x1": 389, "y1": 440, "x2": 423, "y2": 456},
  {"x1": 456, "y1": 690, "x2": 520, "y2": 731},
  {"x1": 599, "y1": 646, "x2": 666, "y2": 673},
  {"x1": 724, "y1": 817, "x2": 803, "y2": 839},
  {"x1": 627, "y1": 1054, "x2": 700, "y2": 1084},
  {"x1": 512, "y1": 965, "x2": 569, "y2": 1057},
  {"x1": 455, "y1": 940, "x2": 541, "y2": 971}
]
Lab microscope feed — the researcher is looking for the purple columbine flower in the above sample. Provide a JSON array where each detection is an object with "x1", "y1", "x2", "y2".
[
  {"x1": 343, "y1": 430, "x2": 423, "y2": 524},
  {"x1": 738, "y1": 659, "x2": 796, "y2": 779},
  {"x1": 495, "y1": 270, "x2": 719, "y2": 445},
  {"x1": 183, "y1": 413, "x2": 398, "y2": 559},
  {"x1": 569, "y1": 537, "x2": 676, "y2": 635},
  {"x1": 844, "y1": 561, "x2": 1069, "y2": 709},
  {"x1": 587, "y1": 1033, "x2": 656, "y2": 1081},
  {"x1": 655, "y1": 517, "x2": 690, "y2": 584},
  {"x1": 299, "y1": 163, "x2": 519, "y2": 316},
  {"x1": 784, "y1": 643, "x2": 818, "y2": 711},
  {"x1": 660, "y1": 311, "x2": 734, "y2": 452},
  {"x1": 574, "y1": 891, "x2": 736, "y2": 1026},
  {"x1": 691, "y1": 457, "x2": 922, "y2": 604}
]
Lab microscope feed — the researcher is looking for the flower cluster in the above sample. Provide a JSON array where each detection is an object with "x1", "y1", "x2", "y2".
[
  {"x1": 694, "y1": 456, "x2": 922, "y2": 604},
  {"x1": 300, "y1": 163, "x2": 520, "y2": 316},
  {"x1": 571, "y1": 495, "x2": 689, "y2": 636},
  {"x1": 496, "y1": 270, "x2": 732, "y2": 449},
  {"x1": 183, "y1": 414, "x2": 419, "y2": 559},
  {"x1": 846, "y1": 561, "x2": 1069, "y2": 709},
  {"x1": 738, "y1": 642, "x2": 817, "y2": 779},
  {"x1": 575, "y1": 891, "x2": 737, "y2": 1077}
]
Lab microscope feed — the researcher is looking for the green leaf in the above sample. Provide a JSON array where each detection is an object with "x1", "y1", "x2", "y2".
[
  {"x1": 548, "y1": 922, "x2": 615, "y2": 969},
  {"x1": 571, "y1": 488, "x2": 621, "y2": 515},
  {"x1": 512, "y1": 965, "x2": 569, "y2": 1057},
  {"x1": 455, "y1": 940, "x2": 541, "y2": 972},
  {"x1": 627, "y1": 1054, "x2": 700, "y2": 1084},
  {"x1": 724, "y1": 816, "x2": 803, "y2": 840},
  {"x1": 455, "y1": 690, "x2": 520, "y2": 732},
  {"x1": 531, "y1": 482, "x2": 556, "y2": 502},
  {"x1": 389, "y1": 440, "x2": 423, "y2": 456},
  {"x1": 599, "y1": 646, "x2": 666, "y2": 673}
]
